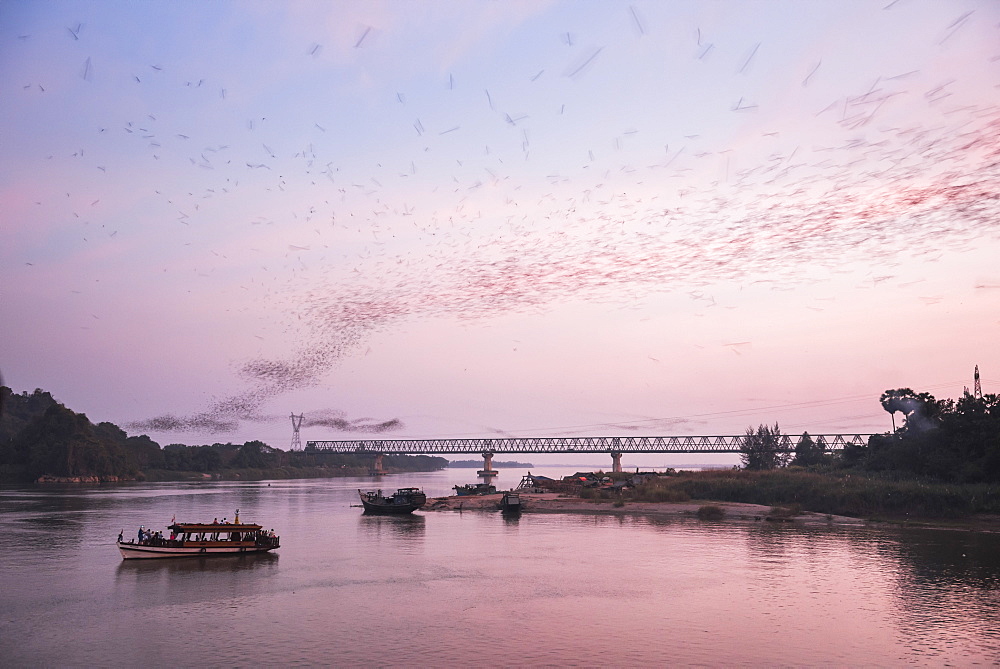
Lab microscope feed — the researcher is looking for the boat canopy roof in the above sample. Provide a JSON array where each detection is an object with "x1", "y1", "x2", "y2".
[{"x1": 168, "y1": 523, "x2": 264, "y2": 532}]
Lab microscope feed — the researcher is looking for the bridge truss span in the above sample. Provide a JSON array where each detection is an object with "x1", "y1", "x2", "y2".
[{"x1": 306, "y1": 434, "x2": 874, "y2": 455}]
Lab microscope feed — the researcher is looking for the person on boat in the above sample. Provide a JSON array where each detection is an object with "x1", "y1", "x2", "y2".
[
  {"x1": 137, "y1": 526, "x2": 144, "y2": 543},
  {"x1": 117, "y1": 530, "x2": 123, "y2": 542}
]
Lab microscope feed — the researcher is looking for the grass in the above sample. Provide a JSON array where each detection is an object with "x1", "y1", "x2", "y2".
[{"x1": 629, "y1": 469, "x2": 1000, "y2": 519}]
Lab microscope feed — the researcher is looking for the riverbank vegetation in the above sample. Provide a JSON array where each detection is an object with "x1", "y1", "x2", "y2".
[
  {"x1": 0, "y1": 387, "x2": 447, "y2": 483},
  {"x1": 632, "y1": 385, "x2": 1000, "y2": 520},
  {"x1": 4, "y1": 382, "x2": 999, "y2": 525},
  {"x1": 738, "y1": 387, "x2": 1000, "y2": 484},
  {"x1": 629, "y1": 469, "x2": 1000, "y2": 519},
  {"x1": 579, "y1": 384, "x2": 1000, "y2": 521}
]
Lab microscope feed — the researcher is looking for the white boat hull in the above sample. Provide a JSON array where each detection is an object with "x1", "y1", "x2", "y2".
[{"x1": 117, "y1": 541, "x2": 277, "y2": 559}]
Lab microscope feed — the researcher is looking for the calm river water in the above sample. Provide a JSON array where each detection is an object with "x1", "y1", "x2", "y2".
[{"x1": 2, "y1": 466, "x2": 999, "y2": 666}]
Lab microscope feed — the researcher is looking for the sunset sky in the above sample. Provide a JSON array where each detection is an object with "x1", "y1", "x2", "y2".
[{"x1": 2, "y1": 0, "x2": 998, "y2": 461}]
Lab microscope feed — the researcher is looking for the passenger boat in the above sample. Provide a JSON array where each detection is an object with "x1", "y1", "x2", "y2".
[
  {"x1": 499, "y1": 491, "x2": 522, "y2": 513},
  {"x1": 117, "y1": 516, "x2": 279, "y2": 560},
  {"x1": 358, "y1": 487, "x2": 427, "y2": 514},
  {"x1": 453, "y1": 482, "x2": 497, "y2": 496}
]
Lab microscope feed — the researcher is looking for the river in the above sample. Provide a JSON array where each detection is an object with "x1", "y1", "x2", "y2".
[{"x1": 2, "y1": 466, "x2": 999, "y2": 666}]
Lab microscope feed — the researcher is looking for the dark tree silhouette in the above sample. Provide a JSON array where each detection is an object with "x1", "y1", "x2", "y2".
[
  {"x1": 740, "y1": 423, "x2": 789, "y2": 470},
  {"x1": 880, "y1": 388, "x2": 942, "y2": 433},
  {"x1": 791, "y1": 431, "x2": 827, "y2": 467}
]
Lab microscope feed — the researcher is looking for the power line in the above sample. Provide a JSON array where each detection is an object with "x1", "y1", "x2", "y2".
[{"x1": 394, "y1": 378, "x2": 974, "y2": 440}]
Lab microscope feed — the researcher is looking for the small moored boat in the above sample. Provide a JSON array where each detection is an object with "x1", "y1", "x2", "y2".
[
  {"x1": 117, "y1": 514, "x2": 279, "y2": 560},
  {"x1": 499, "y1": 491, "x2": 522, "y2": 514},
  {"x1": 358, "y1": 487, "x2": 427, "y2": 514}
]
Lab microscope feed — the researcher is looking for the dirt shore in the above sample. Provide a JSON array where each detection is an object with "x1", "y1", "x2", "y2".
[
  {"x1": 425, "y1": 492, "x2": 1000, "y2": 532},
  {"x1": 424, "y1": 492, "x2": 866, "y2": 526}
]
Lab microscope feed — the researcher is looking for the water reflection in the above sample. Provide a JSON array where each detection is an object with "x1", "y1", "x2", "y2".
[
  {"x1": 873, "y1": 528, "x2": 1000, "y2": 658},
  {"x1": 115, "y1": 552, "x2": 279, "y2": 578},
  {"x1": 502, "y1": 512, "x2": 521, "y2": 527},
  {"x1": 742, "y1": 522, "x2": 808, "y2": 573},
  {"x1": 3, "y1": 487, "x2": 106, "y2": 519},
  {"x1": 5, "y1": 476, "x2": 1000, "y2": 665},
  {"x1": 891, "y1": 528, "x2": 1000, "y2": 590},
  {"x1": 357, "y1": 512, "x2": 426, "y2": 542},
  {"x1": 111, "y1": 553, "x2": 281, "y2": 614}
]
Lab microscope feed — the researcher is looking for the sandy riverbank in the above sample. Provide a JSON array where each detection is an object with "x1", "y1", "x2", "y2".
[
  {"x1": 426, "y1": 492, "x2": 1000, "y2": 533},
  {"x1": 424, "y1": 492, "x2": 867, "y2": 526}
]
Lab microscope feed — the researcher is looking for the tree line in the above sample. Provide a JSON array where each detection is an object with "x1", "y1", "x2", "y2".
[
  {"x1": 740, "y1": 387, "x2": 1000, "y2": 483},
  {"x1": 5, "y1": 384, "x2": 997, "y2": 484},
  {"x1": 0, "y1": 387, "x2": 447, "y2": 482}
]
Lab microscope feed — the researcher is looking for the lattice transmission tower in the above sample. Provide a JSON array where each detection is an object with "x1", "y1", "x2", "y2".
[
  {"x1": 290, "y1": 413, "x2": 304, "y2": 450},
  {"x1": 974, "y1": 365, "x2": 982, "y2": 400}
]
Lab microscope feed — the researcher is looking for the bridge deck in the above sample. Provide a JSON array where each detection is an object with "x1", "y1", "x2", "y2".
[{"x1": 306, "y1": 434, "x2": 873, "y2": 454}]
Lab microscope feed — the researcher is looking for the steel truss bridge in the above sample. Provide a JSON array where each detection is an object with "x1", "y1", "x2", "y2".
[{"x1": 306, "y1": 434, "x2": 874, "y2": 473}]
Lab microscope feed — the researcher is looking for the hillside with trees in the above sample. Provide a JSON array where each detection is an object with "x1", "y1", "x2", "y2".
[{"x1": 0, "y1": 387, "x2": 447, "y2": 483}]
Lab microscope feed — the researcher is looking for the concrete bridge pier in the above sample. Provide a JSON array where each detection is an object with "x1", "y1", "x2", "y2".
[
  {"x1": 371, "y1": 453, "x2": 385, "y2": 476},
  {"x1": 609, "y1": 437, "x2": 624, "y2": 473},
  {"x1": 477, "y1": 451, "x2": 498, "y2": 479}
]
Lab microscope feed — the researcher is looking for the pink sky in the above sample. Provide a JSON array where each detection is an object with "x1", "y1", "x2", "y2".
[{"x1": 1, "y1": 1, "x2": 998, "y2": 459}]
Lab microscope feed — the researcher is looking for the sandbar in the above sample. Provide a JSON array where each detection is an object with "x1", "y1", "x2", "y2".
[{"x1": 424, "y1": 491, "x2": 866, "y2": 526}]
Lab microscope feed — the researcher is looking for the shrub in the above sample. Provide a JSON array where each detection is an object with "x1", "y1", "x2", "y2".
[
  {"x1": 697, "y1": 504, "x2": 725, "y2": 520},
  {"x1": 767, "y1": 504, "x2": 802, "y2": 518}
]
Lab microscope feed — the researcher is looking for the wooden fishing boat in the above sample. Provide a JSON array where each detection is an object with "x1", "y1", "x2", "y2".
[
  {"x1": 117, "y1": 517, "x2": 279, "y2": 559},
  {"x1": 358, "y1": 487, "x2": 427, "y2": 514},
  {"x1": 453, "y1": 482, "x2": 496, "y2": 496}
]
